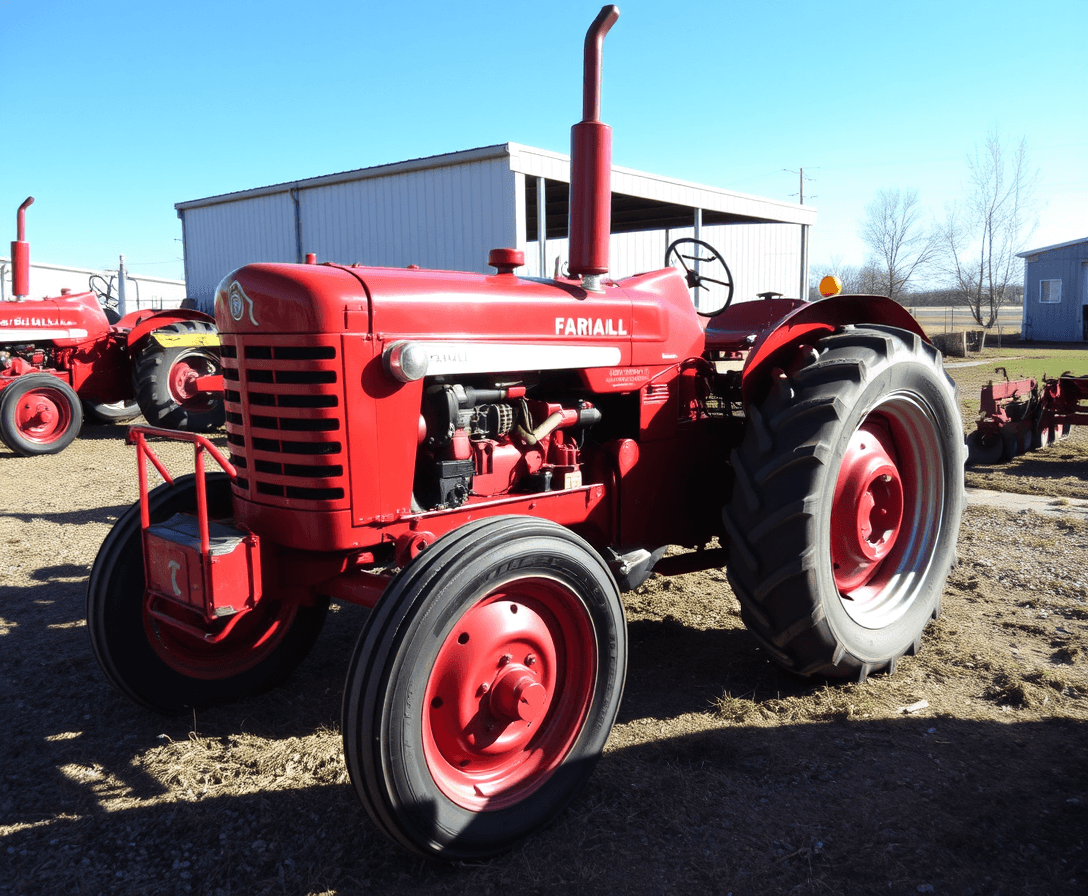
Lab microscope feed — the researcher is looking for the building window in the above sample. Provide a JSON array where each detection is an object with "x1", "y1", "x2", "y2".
[{"x1": 1040, "y1": 279, "x2": 1062, "y2": 303}]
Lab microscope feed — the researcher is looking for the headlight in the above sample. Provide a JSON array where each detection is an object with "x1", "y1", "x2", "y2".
[{"x1": 383, "y1": 341, "x2": 429, "y2": 383}]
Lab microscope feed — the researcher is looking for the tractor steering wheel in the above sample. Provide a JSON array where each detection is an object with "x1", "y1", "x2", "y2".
[{"x1": 664, "y1": 238, "x2": 735, "y2": 316}]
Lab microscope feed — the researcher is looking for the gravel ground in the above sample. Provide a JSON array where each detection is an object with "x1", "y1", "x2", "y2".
[{"x1": 2, "y1": 420, "x2": 1087, "y2": 896}]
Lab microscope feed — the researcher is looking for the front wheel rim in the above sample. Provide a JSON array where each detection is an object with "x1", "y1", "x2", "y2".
[
  {"x1": 13, "y1": 388, "x2": 71, "y2": 444},
  {"x1": 831, "y1": 393, "x2": 946, "y2": 629},
  {"x1": 422, "y1": 578, "x2": 596, "y2": 812}
]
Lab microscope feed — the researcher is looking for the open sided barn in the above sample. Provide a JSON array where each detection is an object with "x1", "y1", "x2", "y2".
[{"x1": 174, "y1": 143, "x2": 815, "y2": 312}]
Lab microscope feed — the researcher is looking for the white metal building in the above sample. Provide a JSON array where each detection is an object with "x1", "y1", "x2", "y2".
[
  {"x1": 175, "y1": 143, "x2": 816, "y2": 313},
  {"x1": 0, "y1": 257, "x2": 186, "y2": 310}
]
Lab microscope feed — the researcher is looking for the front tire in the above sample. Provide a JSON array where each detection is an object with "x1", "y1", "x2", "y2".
[
  {"x1": 0, "y1": 374, "x2": 83, "y2": 456},
  {"x1": 132, "y1": 320, "x2": 224, "y2": 431},
  {"x1": 342, "y1": 516, "x2": 626, "y2": 859},
  {"x1": 87, "y1": 473, "x2": 328, "y2": 711},
  {"x1": 724, "y1": 326, "x2": 965, "y2": 680}
]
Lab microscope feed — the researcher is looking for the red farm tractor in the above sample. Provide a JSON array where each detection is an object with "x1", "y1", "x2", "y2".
[
  {"x1": 87, "y1": 6, "x2": 966, "y2": 860},
  {"x1": 0, "y1": 197, "x2": 223, "y2": 455}
]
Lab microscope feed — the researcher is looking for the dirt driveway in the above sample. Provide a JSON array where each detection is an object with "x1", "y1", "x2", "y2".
[{"x1": 2, "y1": 422, "x2": 1087, "y2": 896}]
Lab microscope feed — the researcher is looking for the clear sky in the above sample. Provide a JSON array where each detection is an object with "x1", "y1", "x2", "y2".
[{"x1": 2, "y1": 0, "x2": 1085, "y2": 288}]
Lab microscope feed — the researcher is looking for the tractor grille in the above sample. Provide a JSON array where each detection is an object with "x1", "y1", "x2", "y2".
[{"x1": 220, "y1": 336, "x2": 349, "y2": 509}]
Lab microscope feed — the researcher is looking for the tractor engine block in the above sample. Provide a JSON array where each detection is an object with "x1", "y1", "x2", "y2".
[{"x1": 414, "y1": 382, "x2": 601, "y2": 510}]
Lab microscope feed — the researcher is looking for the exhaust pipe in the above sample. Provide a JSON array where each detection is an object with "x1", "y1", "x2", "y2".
[
  {"x1": 568, "y1": 5, "x2": 618, "y2": 291},
  {"x1": 11, "y1": 196, "x2": 34, "y2": 299}
]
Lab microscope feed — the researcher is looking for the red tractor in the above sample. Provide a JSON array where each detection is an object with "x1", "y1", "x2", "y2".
[
  {"x1": 87, "y1": 6, "x2": 965, "y2": 860},
  {"x1": 0, "y1": 197, "x2": 223, "y2": 455}
]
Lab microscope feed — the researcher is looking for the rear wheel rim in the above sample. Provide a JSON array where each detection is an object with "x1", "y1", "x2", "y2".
[
  {"x1": 13, "y1": 387, "x2": 71, "y2": 444},
  {"x1": 422, "y1": 578, "x2": 596, "y2": 811},
  {"x1": 168, "y1": 351, "x2": 218, "y2": 408},
  {"x1": 831, "y1": 393, "x2": 944, "y2": 629}
]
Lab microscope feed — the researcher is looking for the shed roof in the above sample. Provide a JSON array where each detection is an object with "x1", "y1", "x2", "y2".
[
  {"x1": 1016, "y1": 235, "x2": 1088, "y2": 258},
  {"x1": 176, "y1": 143, "x2": 816, "y2": 234}
]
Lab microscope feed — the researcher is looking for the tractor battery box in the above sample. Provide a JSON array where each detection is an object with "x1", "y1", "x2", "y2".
[{"x1": 144, "y1": 514, "x2": 261, "y2": 620}]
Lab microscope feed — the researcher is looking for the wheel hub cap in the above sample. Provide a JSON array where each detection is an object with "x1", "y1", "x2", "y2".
[
  {"x1": 831, "y1": 423, "x2": 905, "y2": 593},
  {"x1": 15, "y1": 392, "x2": 67, "y2": 442},
  {"x1": 422, "y1": 585, "x2": 595, "y2": 811}
]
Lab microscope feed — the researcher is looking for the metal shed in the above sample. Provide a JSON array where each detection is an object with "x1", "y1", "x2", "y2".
[
  {"x1": 176, "y1": 143, "x2": 816, "y2": 313},
  {"x1": 1018, "y1": 236, "x2": 1088, "y2": 342}
]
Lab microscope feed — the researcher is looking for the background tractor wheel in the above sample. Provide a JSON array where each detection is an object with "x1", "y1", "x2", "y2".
[
  {"x1": 0, "y1": 374, "x2": 83, "y2": 456},
  {"x1": 342, "y1": 516, "x2": 626, "y2": 859},
  {"x1": 86, "y1": 473, "x2": 328, "y2": 711},
  {"x1": 83, "y1": 399, "x2": 142, "y2": 425},
  {"x1": 132, "y1": 319, "x2": 224, "y2": 431},
  {"x1": 724, "y1": 325, "x2": 965, "y2": 681}
]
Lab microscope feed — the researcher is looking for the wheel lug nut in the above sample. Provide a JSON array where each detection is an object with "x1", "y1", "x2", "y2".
[
  {"x1": 478, "y1": 682, "x2": 490, "y2": 695},
  {"x1": 525, "y1": 654, "x2": 537, "y2": 666},
  {"x1": 499, "y1": 654, "x2": 512, "y2": 666}
]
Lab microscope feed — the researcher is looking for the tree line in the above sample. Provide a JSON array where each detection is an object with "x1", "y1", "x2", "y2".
[{"x1": 812, "y1": 130, "x2": 1035, "y2": 327}]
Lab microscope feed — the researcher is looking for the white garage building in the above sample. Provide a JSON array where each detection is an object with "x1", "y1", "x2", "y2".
[{"x1": 175, "y1": 143, "x2": 816, "y2": 313}]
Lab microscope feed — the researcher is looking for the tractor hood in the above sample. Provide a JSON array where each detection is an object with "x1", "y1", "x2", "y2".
[
  {"x1": 0, "y1": 289, "x2": 110, "y2": 347},
  {"x1": 215, "y1": 262, "x2": 704, "y2": 371}
]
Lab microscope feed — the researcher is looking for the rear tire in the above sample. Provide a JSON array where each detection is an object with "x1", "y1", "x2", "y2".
[
  {"x1": 724, "y1": 326, "x2": 965, "y2": 681},
  {"x1": 342, "y1": 516, "x2": 626, "y2": 859},
  {"x1": 86, "y1": 473, "x2": 328, "y2": 711},
  {"x1": 132, "y1": 319, "x2": 224, "y2": 431},
  {"x1": 0, "y1": 374, "x2": 82, "y2": 456}
]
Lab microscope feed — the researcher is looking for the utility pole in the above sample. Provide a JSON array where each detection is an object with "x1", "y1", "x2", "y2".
[{"x1": 784, "y1": 168, "x2": 814, "y2": 205}]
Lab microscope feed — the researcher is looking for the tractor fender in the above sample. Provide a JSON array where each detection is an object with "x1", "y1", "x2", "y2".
[
  {"x1": 740, "y1": 295, "x2": 929, "y2": 407},
  {"x1": 121, "y1": 309, "x2": 219, "y2": 350}
]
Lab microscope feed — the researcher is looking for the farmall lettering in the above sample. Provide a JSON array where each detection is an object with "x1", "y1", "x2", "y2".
[
  {"x1": 555, "y1": 316, "x2": 628, "y2": 337},
  {"x1": 1, "y1": 316, "x2": 79, "y2": 327}
]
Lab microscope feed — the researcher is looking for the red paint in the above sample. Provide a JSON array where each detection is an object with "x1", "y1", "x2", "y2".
[
  {"x1": 421, "y1": 585, "x2": 596, "y2": 810},
  {"x1": 831, "y1": 422, "x2": 905, "y2": 592},
  {"x1": 568, "y1": 6, "x2": 618, "y2": 278}
]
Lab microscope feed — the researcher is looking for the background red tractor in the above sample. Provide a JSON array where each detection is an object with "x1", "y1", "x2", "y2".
[
  {"x1": 87, "y1": 6, "x2": 965, "y2": 860},
  {"x1": 0, "y1": 196, "x2": 223, "y2": 455}
]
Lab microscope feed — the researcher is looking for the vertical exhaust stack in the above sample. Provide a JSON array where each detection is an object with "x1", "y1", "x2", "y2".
[
  {"x1": 11, "y1": 197, "x2": 34, "y2": 299},
  {"x1": 568, "y1": 5, "x2": 618, "y2": 292}
]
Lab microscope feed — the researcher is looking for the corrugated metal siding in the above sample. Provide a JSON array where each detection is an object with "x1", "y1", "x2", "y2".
[
  {"x1": 180, "y1": 157, "x2": 516, "y2": 310},
  {"x1": 299, "y1": 157, "x2": 514, "y2": 273},
  {"x1": 181, "y1": 192, "x2": 296, "y2": 308},
  {"x1": 1022, "y1": 239, "x2": 1088, "y2": 342}
]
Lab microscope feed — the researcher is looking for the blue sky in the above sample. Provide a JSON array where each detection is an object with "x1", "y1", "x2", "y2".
[{"x1": 2, "y1": 0, "x2": 1085, "y2": 287}]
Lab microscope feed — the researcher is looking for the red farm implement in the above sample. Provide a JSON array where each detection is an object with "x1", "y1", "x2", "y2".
[
  {"x1": 1, "y1": 198, "x2": 224, "y2": 455},
  {"x1": 87, "y1": 6, "x2": 966, "y2": 859},
  {"x1": 966, "y1": 367, "x2": 1088, "y2": 464}
]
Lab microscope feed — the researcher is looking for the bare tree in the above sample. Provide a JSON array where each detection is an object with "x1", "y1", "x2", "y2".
[
  {"x1": 942, "y1": 130, "x2": 1036, "y2": 327},
  {"x1": 859, "y1": 188, "x2": 940, "y2": 301}
]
